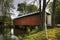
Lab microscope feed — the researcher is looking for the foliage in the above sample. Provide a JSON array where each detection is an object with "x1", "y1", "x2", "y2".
[
  {"x1": 17, "y1": 3, "x2": 38, "y2": 16},
  {"x1": 27, "y1": 5, "x2": 38, "y2": 13},
  {"x1": 0, "y1": 1, "x2": 14, "y2": 40},
  {"x1": 17, "y1": 3, "x2": 26, "y2": 13},
  {"x1": 0, "y1": 16, "x2": 12, "y2": 26},
  {"x1": 48, "y1": 0, "x2": 60, "y2": 24},
  {"x1": 0, "y1": 0, "x2": 14, "y2": 26},
  {"x1": 18, "y1": 28, "x2": 60, "y2": 40}
]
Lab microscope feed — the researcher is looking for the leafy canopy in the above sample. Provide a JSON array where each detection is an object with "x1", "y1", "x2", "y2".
[{"x1": 17, "y1": 3, "x2": 38, "y2": 16}]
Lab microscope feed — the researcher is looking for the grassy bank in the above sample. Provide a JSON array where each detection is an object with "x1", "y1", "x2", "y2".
[{"x1": 18, "y1": 28, "x2": 60, "y2": 40}]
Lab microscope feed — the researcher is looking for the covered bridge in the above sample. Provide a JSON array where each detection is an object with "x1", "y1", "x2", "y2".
[
  {"x1": 13, "y1": 12, "x2": 51, "y2": 26},
  {"x1": 13, "y1": 12, "x2": 51, "y2": 35},
  {"x1": 13, "y1": 12, "x2": 40, "y2": 26}
]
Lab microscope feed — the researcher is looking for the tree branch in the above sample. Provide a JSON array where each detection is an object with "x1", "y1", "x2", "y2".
[{"x1": 46, "y1": 0, "x2": 50, "y2": 6}]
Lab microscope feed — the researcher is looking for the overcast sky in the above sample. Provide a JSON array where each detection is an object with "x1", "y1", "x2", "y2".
[
  {"x1": 11, "y1": 0, "x2": 53, "y2": 19},
  {"x1": 11, "y1": 0, "x2": 39, "y2": 19}
]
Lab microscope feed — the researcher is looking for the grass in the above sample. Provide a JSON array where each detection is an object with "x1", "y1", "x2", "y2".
[{"x1": 18, "y1": 28, "x2": 60, "y2": 40}]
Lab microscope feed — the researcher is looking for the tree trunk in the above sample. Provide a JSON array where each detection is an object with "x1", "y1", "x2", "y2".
[
  {"x1": 52, "y1": 0, "x2": 56, "y2": 27},
  {"x1": 42, "y1": 0, "x2": 46, "y2": 29},
  {"x1": 39, "y1": 0, "x2": 43, "y2": 30}
]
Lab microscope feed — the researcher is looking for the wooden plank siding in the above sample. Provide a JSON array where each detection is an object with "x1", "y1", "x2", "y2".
[{"x1": 13, "y1": 13, "x2": 40, "y2": 26}]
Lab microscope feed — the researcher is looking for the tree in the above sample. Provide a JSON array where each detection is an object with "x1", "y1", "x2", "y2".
[
  {"x1": 48, "y1": 0, "x2": 60, "y2": 24},
  {"x1": 0, "y1": 0, "x2": 14, "y2": 25},
  {"x1": 0, "y1": 0, "x2": 14, "y2": 40},
  {"x1": 55, "y1": 0, "x2": 60, "y2": 24},
  {"x1": 17, "y1": 3, "x2": 38, "y2": 16},
  {"x1": 27, "y1": 5, "x2": 38, "y2": 13},
  {"x1": 17, "y1": 3, "x2": 26, "y2": 14}
]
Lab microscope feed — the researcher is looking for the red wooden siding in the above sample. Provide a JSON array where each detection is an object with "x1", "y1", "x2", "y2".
[{"x1": 13, "y1": 13, "x2": 40, "y2": 26}]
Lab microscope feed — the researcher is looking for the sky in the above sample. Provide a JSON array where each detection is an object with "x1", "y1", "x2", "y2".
[
  {"x1": 11, "y1": 0, "x2": 53, "y2": 19},
  {"x1": 11, "y1": 0, "x2": 39, "y2": 19}
]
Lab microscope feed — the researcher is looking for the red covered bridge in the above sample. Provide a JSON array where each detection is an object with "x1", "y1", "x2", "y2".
[
  {"x1": 13, "y1": 12, "x2": 51, "y2": 35},
  {"x1": 13, "y1": 12, "x2": 40, "y2": 26},
  {"x1": 13, "y1": 12, "x2": 51, "y2": 26}
]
